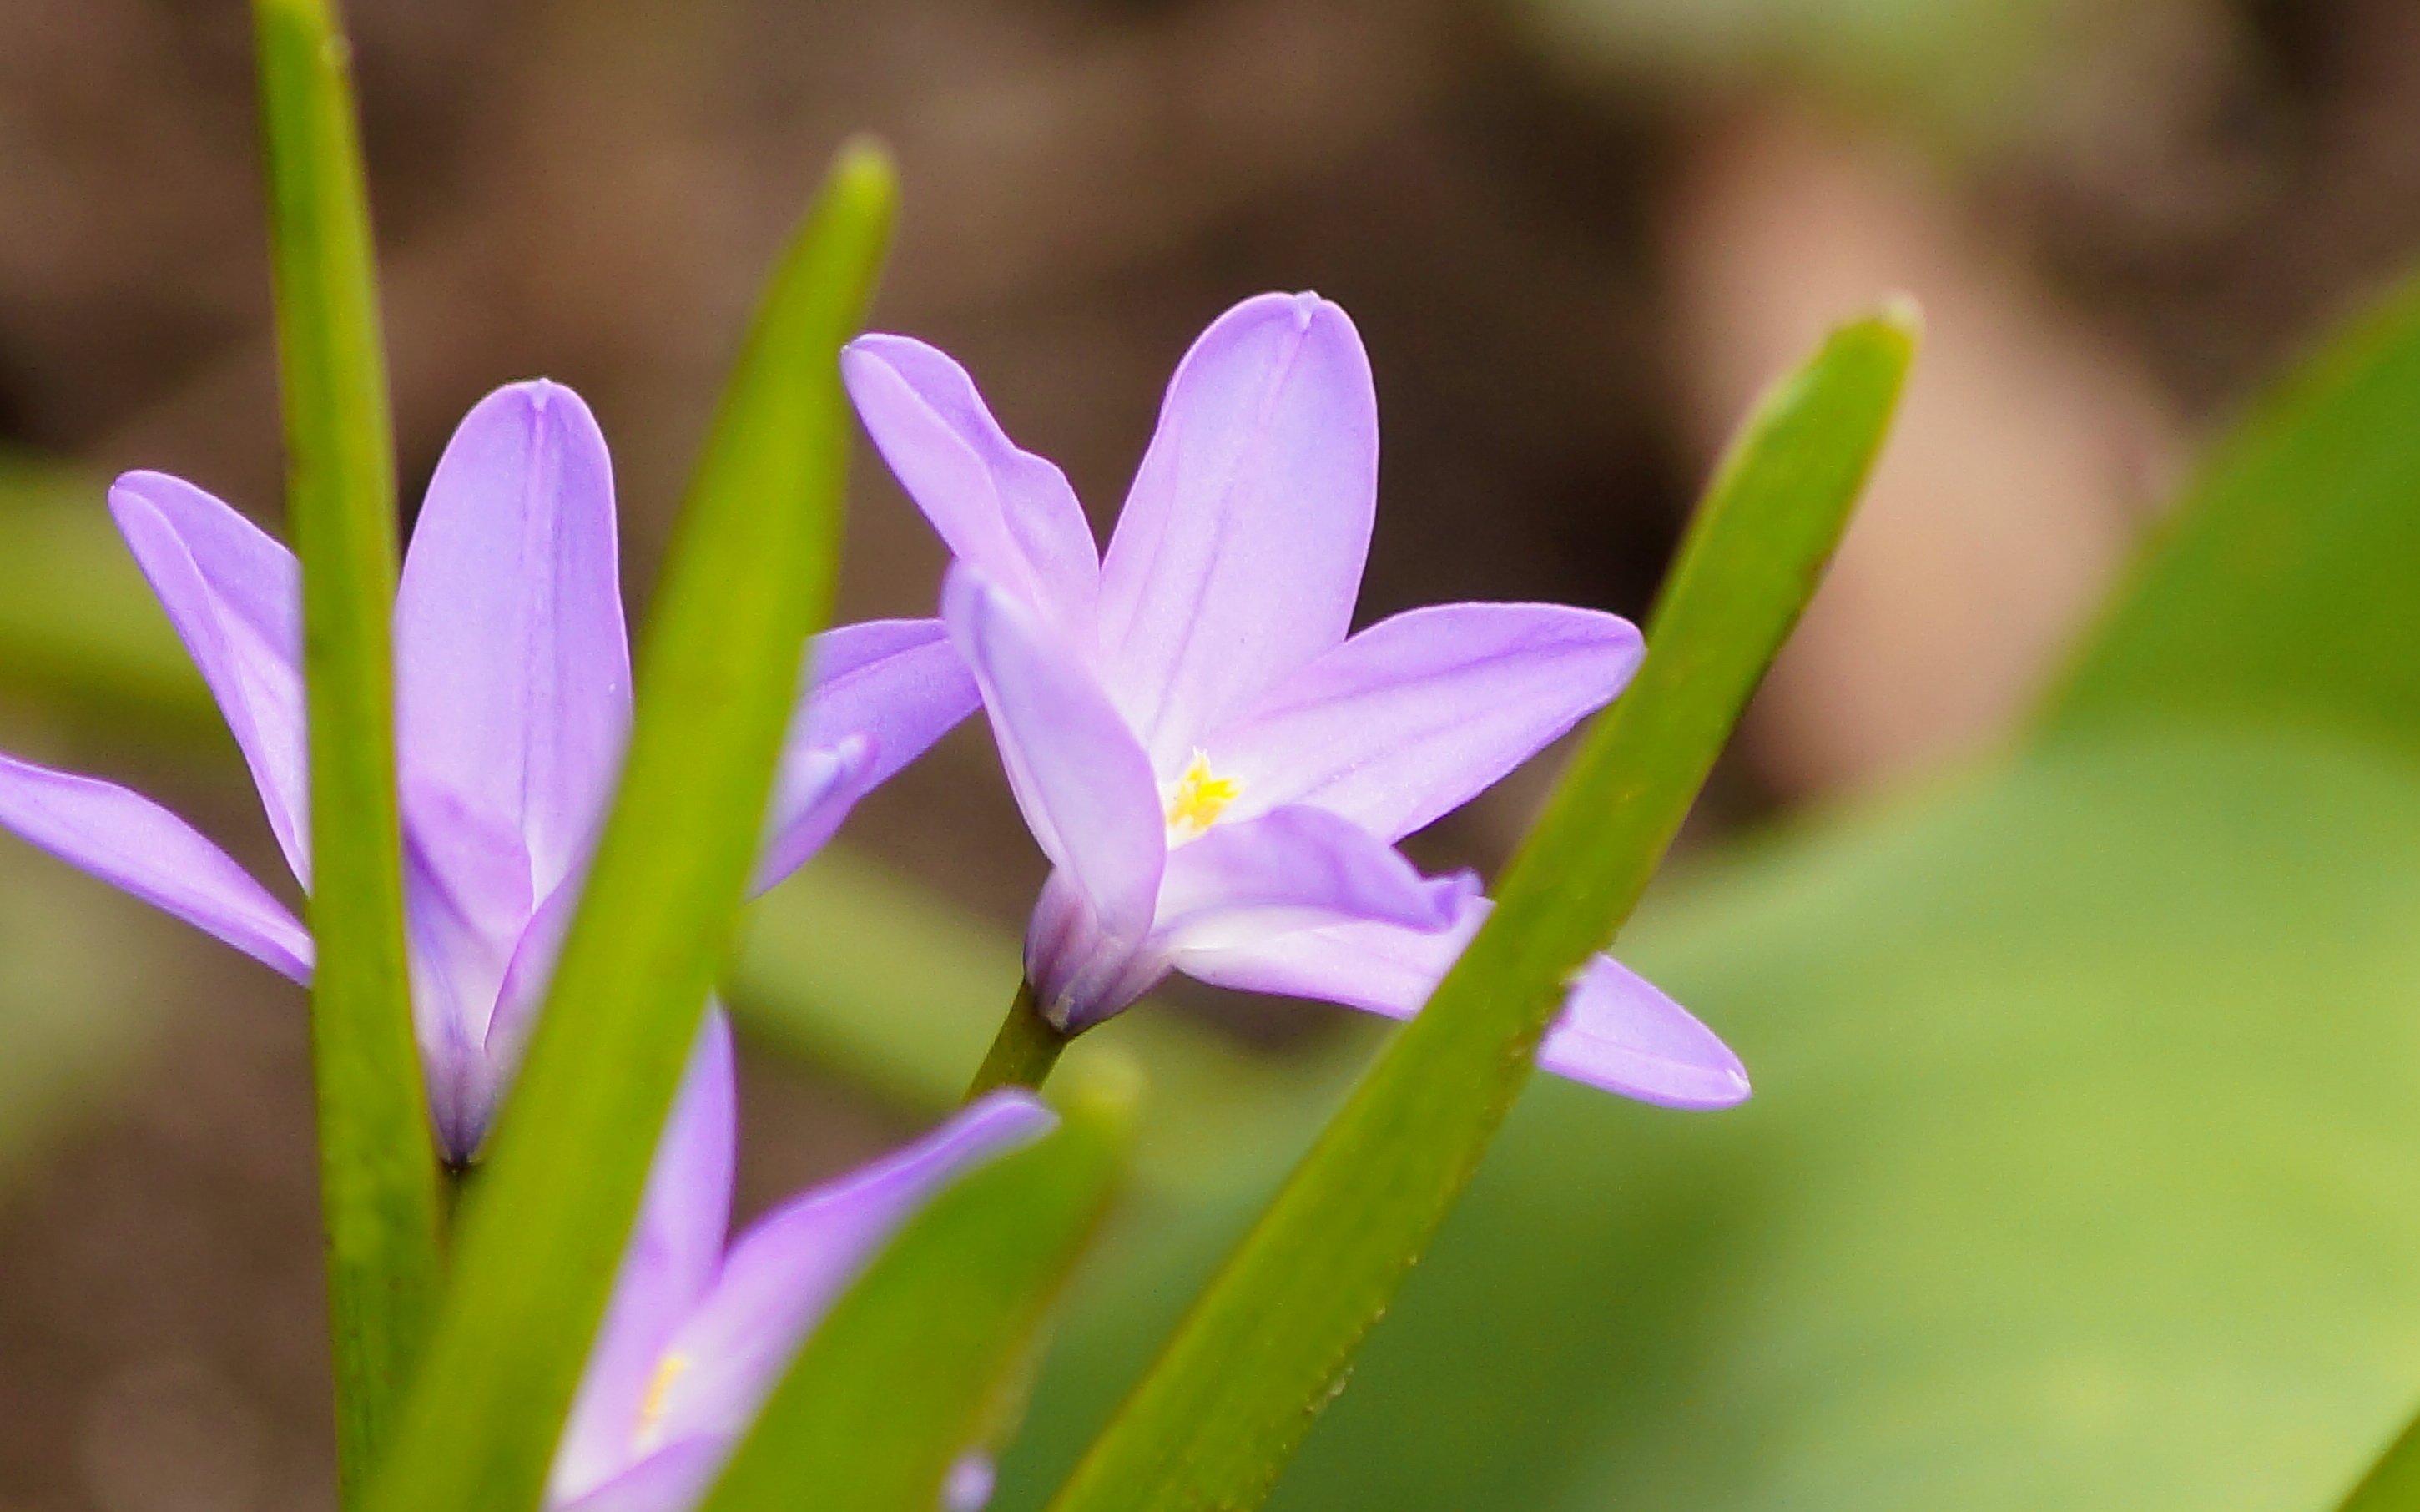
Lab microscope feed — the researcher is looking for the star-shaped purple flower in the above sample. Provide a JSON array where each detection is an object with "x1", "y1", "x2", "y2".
[
  {"x1": 844, "y1": 293, "x2": 1747, "y2": 1108},
  {"x1": 548, "y1": 1011, "x2": 1045, "y2": 1512},
  {"x1": 0, "y1": 381, "x2": 980, "y2": 1159}
]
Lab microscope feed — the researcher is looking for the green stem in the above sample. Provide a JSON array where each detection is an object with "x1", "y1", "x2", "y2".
[
  {"x1": 440, "y1": 1159, "x2": 479, "y2": 1247},
  {"x1": 967, "y1": 980, "x2": 1069, "y2": 1098}
]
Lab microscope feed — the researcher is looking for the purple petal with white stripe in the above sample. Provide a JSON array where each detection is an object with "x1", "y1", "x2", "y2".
[
  {"x1": 1177, "y1": 897, "x2": 1749, "y2": 1109},
  {"x1": 633, "y1": 1093, "x2": 1056, "y2": 1477},
  {"x1": 843, "y1": 335, "x2": 1100, "y2": 633},
  {"x1": 396, "y1": 380, "x2": 630, "y2": 939},
  {"x1": 550, "y1": 1011, "x2": 737, "y2": 1508},
  {"x1": 1097, "y1": 293, "x2": 1378, "y2": 764},
  {"x1": 1154, "y1": 807, "x2": 1471, "y2": 952},
  {"x1": 1209, "y1": 602, "x2": 1642, "y2": 842},
  {"x1": 108, "y1": 471, "x2": 311, "y2": 884},
  {"x1": 755, "y1": 618, "x2": 979, "y2": 892},
  {"x1": 943, "y1": 567, "x2": 1163, "y2": 945}
]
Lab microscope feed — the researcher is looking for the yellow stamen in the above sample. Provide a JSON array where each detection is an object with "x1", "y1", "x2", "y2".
[
  {"x1": 636, "y1": 1352, "x2": 689, "y2": 1444},
  {"x1": 1165, "y1": 750, "x2": 1241, "y2": 839}
]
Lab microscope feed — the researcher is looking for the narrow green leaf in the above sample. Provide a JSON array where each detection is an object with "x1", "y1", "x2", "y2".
[
  {"x1": 2340, "y1": 1402, "x2": 2420, "y2": 1509},
  {"x1": 1044, "y1": 307, "x2": 1916, "y2": 1512},
  {"x1": 361, "y1": 145, "x2": 895, "y2": 1512},
  {"x1": 701, "y1": 1066, "x2": 1134, "y2": 1512},
  {"x1": 251, "y1": 1, "x2": 441, "y2": 1499}
]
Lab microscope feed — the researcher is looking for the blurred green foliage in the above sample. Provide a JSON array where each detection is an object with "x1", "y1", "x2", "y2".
[
  {"x1": 0, "y1": 846, "x2": 166, "y2": 1192},
  {"x1": 1516, "y1": 0, "x2": 2123, "y2": 145},
  {"x1": 0, "y1": 456, "x2": 218, "y2": 745},
  {"x1": 0, "y1": 463, "x2": 195, "y2": 1195}
]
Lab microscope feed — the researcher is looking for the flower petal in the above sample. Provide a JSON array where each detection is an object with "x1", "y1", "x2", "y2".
[
  {"x1": 1177, "y1": 898, "x2": 1750, "y2": 1108},
  {"x1": 752, "y1": 738, "x2": 874, "y2": 898},
  {"x1": 643, "y1": 1091, "x2": 1056, "y2": 1454},
  {"x1": 1024, "y1": 868, "x2": 1174, "y2": 1033},
  {"x1": 1154, "y1": 806, "x2": 1470, "y2": 953},
  {"x1": 943, "y1": 567, "x2": 1164, "y2": 944},
  {"x1": 552, "y1": 1011, "x2": 736, "y2": 1504},
  {"x1": 109, "y1": 471, "x2": 310, "y2": 884},
  {"x1": 755, "y1": 617, "x2": 980, "y2": 891},
  {"x1": 0, "y1": 753, "x2": 311, "y2": 981},
  {"x1": 1542, "y1": 956, "x2": 1752, "y2": 1108},
  {"x1": 396, "y1": 381, "x2": 630, "y2": 933},
  {"x1": 548, "y1": 1439, "x2": 723, "y2": 1512},
  {"x1": 1209, "y1": 602, "x2": 1643, "y2": 841},
  {"x1": 945, "y1": 1456, "x2": 997, "y2": 1511},
  {"x1": 843, "y1": 335, "x2": 1099, "y2": 632},
  {"x1": 401, "y1": 834, "x2": 520, "y2": 1160},
  {"x1": 1097, "y1": 293, "x2": 1378, "y2": 764}
]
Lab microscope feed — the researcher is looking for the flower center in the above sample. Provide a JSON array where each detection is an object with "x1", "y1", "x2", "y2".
[
  {"x1": 1164, "y1": 750, "x2": 1241, "y2": 841},
  {"x1": 635, "y1": 1351, "x2": 689, "y2": 1447}
]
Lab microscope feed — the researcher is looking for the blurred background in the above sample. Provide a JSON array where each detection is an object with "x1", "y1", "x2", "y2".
[{"x1": 8, "y1": 1, "x2": 2420, "y2": 1509}]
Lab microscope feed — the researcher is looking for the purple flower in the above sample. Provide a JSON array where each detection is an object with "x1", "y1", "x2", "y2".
[
  {"x1": 548, "y1": 1010, "x2": 1048, "y2": 1512},
  {"x1": 844, "y1": 294, "x2": 1747, "y2": 1109},
  {"x1": 0, "y1": 381, "x2": 979, "y2": 1158}
]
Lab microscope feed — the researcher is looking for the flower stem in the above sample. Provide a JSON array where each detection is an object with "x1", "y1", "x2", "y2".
[
  {"x1": 440, "y1": 1157, "x2": 480, "y2": 1247},
  {"x1": 967, "y1": 980, "x2": 1069, "y2": 1099}
]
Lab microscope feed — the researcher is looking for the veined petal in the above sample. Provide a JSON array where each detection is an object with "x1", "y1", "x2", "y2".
[
  {"x1": 1097, "y1": 293, "x2": 1378, "y2": 764},
  {"x1": 109, "y1": 471, "x2": 310, "y2": 884},
  {"x1": 401, "y1": 833, "x2": 522, "y2": 1161},
  {"x1": 396, "y1": 381, "x2": 630, "y2": 933},
  {"x1": 843, "y1": 335, "x2": 1100, "y2": 631},
  {"x1": 1025, "y1": 869, "x2": 1176, "y2": 1033},
  {"x1": 752, "y1": 738, "x2": 874, "y2": 898},
  {"x1": 1209, "y1": 602, "x2": 1643, "y2": 841},
  {"x1": 1177, "y1": 898, "x2": 1750, "y2": 1108},
  {"x1": 0, "y1": 753, "x2": 311, "y2": 982},
  {"x1": 1542, "y1": 956, "x2": 1752, "y2": 1108},
  {"x1": 479, "y1": 868, "x2": 584, "y2": 1106},
  {"x1": 1153, "y1": 806, "x2": 1470, "y2": 954},
  {"x1": 944, "y1": 567, "x2": 1164, "y2": 945},
  {"x1": 754, "y1": 617, "x2": 980, "y2": 892},
  {"x1": 641, "y1": 1091, "x2": 1056, "y2": 1456},
  {"x1": 552, "y1": 1011, "x2": 737, "y2": 1504}
]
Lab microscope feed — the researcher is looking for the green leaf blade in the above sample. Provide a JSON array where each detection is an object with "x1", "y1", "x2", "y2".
[
  {"x1": 2049, "y1": 271, "x2": 2420, "y2": 756},
  {"x1": 1043, "y1": 308, "x2": 1915, "y2": 1512},
  {"x1": 700, "y1": 1072, "x2": 1133, "y2": 1512},
  {"x1": 250, "y1": 0, "x2": 441, "y2": 1498},
  {"x1": 362, "y1": 144, "x2": 895, "y2": 1512}
]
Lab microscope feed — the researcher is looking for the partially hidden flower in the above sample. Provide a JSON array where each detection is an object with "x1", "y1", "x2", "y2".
[
  {"x1": 842, "y1": 293, "x2": 1747, "y2": 1107},
  {"x1": 0, "y1": 381, "x2": 979, "y2": 1159},
  {"x1": 549, "y1": 1010, "x2": 1047, "y2": 1512}
]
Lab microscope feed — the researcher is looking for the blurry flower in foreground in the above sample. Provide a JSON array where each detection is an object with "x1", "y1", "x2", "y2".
[
  {"x1": 550, "y1": 1011, "x2": 1046, "y2": 1512},
  {"x1": 0, "y1": 381, "x2": 977, "y2": 1158},
  {"x1": 843, "y1": 293, "x2": 1747, "y2": 1107}
]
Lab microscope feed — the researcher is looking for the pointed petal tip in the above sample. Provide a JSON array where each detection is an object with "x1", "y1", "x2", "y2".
[
  {"x1": 1223, "y1": 289, "x2": 1352, "y2": 338},
  {"x1": 471, "y1": 375, "x2": 599, "y2": 428},
  {"x1": 1541, "y1": 956, "x2": 1755, "y2": 1111},
  {"x1": 105, "y1": 470, "x2": 239, "y2": 537}
]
